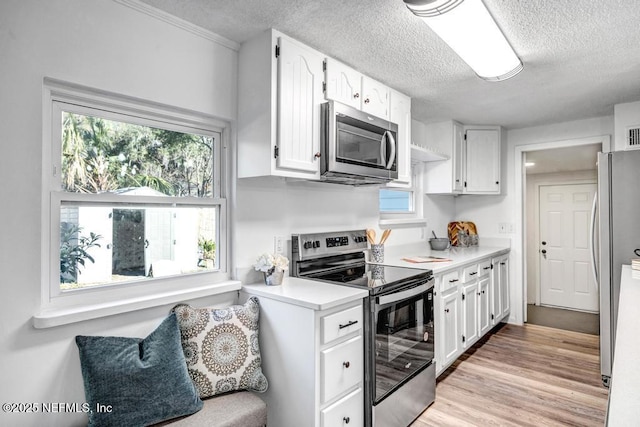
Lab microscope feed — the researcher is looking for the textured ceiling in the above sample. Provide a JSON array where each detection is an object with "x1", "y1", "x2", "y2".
[{"x1": 138, "y1": 0, "x2": 640, "y2": 130}]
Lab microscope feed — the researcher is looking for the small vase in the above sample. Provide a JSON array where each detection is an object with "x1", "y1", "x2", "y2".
[{"x1": 263, "y1": 267, "x2": 284, "y2": 286}]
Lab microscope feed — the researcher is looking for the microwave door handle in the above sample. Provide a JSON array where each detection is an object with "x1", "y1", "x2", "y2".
[
  {"x1": 384, "y1": 131, "x2": 396, "y2": 170},
  {"x1": 379, "y1": 132, "x2": 387, "y2": 167}
]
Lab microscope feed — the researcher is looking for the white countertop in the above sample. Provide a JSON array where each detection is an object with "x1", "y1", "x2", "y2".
[
  {"x1": 242, "y1": 276, "x2": 369, "y2": 311},
  {"x1": 607, "y1": 264, "x2": 640, "y2": 425},
  {"x1": 375, "y1": 242, "x2": 510, "y2": 274}
]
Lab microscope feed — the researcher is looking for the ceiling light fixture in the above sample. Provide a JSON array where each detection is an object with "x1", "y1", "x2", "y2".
[
  {"x1": 525, "y1": 162, "x2": 535, "y2": 167},
  {"x1": 403, "y1": 0, "x2": 523, "y2": 81}
]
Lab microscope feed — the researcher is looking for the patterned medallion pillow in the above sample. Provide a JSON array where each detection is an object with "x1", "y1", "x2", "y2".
[
  {"x1": 75, "y1": 314, "x2": 203, "y2": 427},
  {"x1": 172, "y1": 297, "x2": 268, "y2": 398}
]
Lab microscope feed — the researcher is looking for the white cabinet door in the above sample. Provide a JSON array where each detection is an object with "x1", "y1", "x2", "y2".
[
  {"x1": 465, "y1": 128, "x2": 500, "y2": 194},
  {"x1": 389, "y1": 89, "x2": 411, "y2": 185},
  {"x1": 452, "y1": 121, "x2": 465, "y2": 192},
  {"x1": 478, "y1": 275, "x2": 491, "y2": 336},
  {"x1": 441, "y1": 288, "x2": 460, "y2": 368},
  {"x1": 462, "y1": 281, "x2": 479, "y2": 348},
  {"x1": 277, "y1": 36, "x2": 324, "y2": 176},
  {"x1": 321, "y1": 335, "x2": 363, "y2": 404},
  {"x1": 321, "y1": 388, "x2": 363, "y2": 427},
  {"x1": 498, "y1": 256, "x2": 510, "y2": 318},
  {"x1": 324, "y1": 58, "x2": 362, "y2": 109},
  {"x1": 361, "y1": 76, "x2": 389, "y2": 120}
]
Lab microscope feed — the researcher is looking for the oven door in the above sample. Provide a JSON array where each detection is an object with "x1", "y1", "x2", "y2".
[
  {"x1": 373, "y1": 280, "x2": 435, "y2": 405},
  {"x1": 322, "y1": 101, "x2": 398, "y2": 180}
]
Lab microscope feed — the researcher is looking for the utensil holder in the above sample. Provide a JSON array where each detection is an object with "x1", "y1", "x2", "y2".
[{"x1": 371, "y1": 244, "x2": 384, "y2": 263}]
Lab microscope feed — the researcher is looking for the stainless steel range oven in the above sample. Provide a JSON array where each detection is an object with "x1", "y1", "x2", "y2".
[{"x1": 291, "y1": 230, "x2": 435, "y2": 427}]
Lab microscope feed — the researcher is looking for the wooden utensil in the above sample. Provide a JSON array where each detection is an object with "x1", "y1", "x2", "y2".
[
  {"x1": 380, "y1": 229, "x2": 391, "y2": 245},
  {"x1": 366, "y1": 229, "x2": 376, "y2": 245}
]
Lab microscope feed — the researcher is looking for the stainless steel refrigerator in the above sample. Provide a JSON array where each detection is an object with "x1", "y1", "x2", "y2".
[{"x1": 596, "y1": 150, "x2": 640, "y2": 387}]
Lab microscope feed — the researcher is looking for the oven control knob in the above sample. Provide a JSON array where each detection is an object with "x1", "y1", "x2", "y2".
[
  {"x1": 303, "y1": 241, "x2": 313, "y2": 249},
  {"x1": 313, "y1": 240, "x2": 320, "y2": 248}
]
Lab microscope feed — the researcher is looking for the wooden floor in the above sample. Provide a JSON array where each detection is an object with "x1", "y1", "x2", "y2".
[{"x1": 412, "y1": 323, "x2": 608, "y2": 426}]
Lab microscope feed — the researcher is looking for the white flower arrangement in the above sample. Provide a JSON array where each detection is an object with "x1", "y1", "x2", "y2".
[{"x1": 254, "y1": 253, "x2": 289, "y2": 273}]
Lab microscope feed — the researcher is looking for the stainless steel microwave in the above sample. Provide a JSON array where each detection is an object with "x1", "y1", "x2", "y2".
[{"x1": 320, "y1": 101, "x2": 398, "y2": 185}]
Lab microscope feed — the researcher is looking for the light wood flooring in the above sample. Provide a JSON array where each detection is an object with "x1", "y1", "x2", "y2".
[{"x1": 412, "y1": 323, "x2": 608, "y2": 426}]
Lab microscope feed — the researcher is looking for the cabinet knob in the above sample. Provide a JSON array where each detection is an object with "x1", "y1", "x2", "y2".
[
  {"x1": 364, "y1": 98, "x2": 370, "y2": 104},
  {"x1": 343, "y1": 361, "x2": 350, "y2": 368},
  {"x1": 314, "y1": 152, "x2": 321, "y2": 159},
  {"x1": 496, "y1": 181, "x2": 500, "y2": 185},
  {"x1": 353, "y1": 93, "x2": 360, "y2": 99},
  {"x1": 445, "y1": 308, "x2": 450, "y2": 313},
  {"x1": 343, "y1": 416, "x2": 350, "y2": 424}
]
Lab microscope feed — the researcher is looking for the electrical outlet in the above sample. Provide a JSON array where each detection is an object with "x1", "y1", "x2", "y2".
[
  {"x1": 507, "y1": 223, "x2": 515, "y2": 234},
  {"x1": 274, "y1": 235, "x2": 286, "y2": 255}
]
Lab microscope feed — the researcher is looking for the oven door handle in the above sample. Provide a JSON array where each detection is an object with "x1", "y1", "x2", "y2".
[{"x1": 377, "y1": 281, "x2": 431, "y2": 305}]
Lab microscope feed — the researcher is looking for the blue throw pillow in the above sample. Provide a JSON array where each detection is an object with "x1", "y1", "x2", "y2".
[{"x1": 75, "y1": 314, "x2": 203, "y2": 427}]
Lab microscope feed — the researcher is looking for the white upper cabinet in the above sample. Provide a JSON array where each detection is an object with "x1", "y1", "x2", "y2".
[
  {"x1": 388, "y1": 89, "x2": 412, "y2": 186},
  {"x1": 464, "y1": 127, "x2": 501, "y2": 194},
  {"x1": 324, "y1": 59, "x2": 390, "y2": 120},
  {"x1": 422, "y1": 121, "x2": 501, "y2": 195},
  {"x1": 423, "y1": 120, "x2": 465, "y2": 194},
  {"x1": 238, "y1": 29, "x2": 323, "y2": 180},
  {"x1": 361, "y1": 76, "x2": 389, "y2": 119},
  {"x1": 324, "y1": 58, "x2": 362, "y2": 110}
]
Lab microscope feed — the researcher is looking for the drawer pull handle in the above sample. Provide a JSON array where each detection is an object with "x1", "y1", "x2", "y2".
[
  {"x1": 339, "y1": 320, "x2": 358, "y2": 330},
  {"x1": 469, "y1": 272, "x2": 477, "y2": 276},
  {"x1": 483, "y1": 266, "x2": 491, "y2": 270},
  {"x1": 449, "y1": 279, "x2": 459, "y2": 283},
  {"x1": 344, "y1": 416, "x2": 350, "y2": 424},
  {"x1": 445, "y1": 308, "x2": 450, "y2": 313},
  {"x1": 343, "y1": 361, "x2": 350, "y2": 368}
]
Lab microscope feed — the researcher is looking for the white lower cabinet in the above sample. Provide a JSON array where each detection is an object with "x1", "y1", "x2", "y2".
[
  {"x1": 240, "y1": 291, "x2": 365, "y2": 427},
  {"x1": 492, "y1": 254, "x2": 510, "y2": 322},
  {"x1": 435, "y1": 252, "x2": 509, "y2": 376},
  {"x1": 321, "y1": 388, "x2": 364, "y2": 427}
]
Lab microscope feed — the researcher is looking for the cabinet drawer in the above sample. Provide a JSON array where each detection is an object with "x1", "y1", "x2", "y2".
[
  {"x1": 440, "y1": 270, "x2": 460, "y2": 292},
  {"x1": 321, "y1": 335, "x2": 363, "y2": 403},
  {"x1": 321, "y1": 388, "x2": 363, "y2": 427},
  {"x1": 322, "y1": 305, "x2": 363, "y2": 345},
  {"x1": 478, "y1": 259, "x2": 492, "y2": 278},
  {"x1": 462, "y1": 264, "x2": 479, "y2": 283}
]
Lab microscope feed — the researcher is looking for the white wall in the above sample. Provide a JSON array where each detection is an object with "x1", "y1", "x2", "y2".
[
  {"x1": 614, "y1": 101, "x2": 640, "y2": 151},
  {"x1": 0, "y1": 1, "x2": 237, "y2": 426},
  {"x1": 234, "y1": 178, "x2": 438, "y2": 283},
  {"x1": 455, "y1": 116, "x2": 614, "y2": 325}
]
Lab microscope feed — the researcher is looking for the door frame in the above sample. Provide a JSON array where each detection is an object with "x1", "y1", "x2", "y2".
[
  {"x1": 532, "y1": 179, "x2": 597, "y2": 306},
  {"x1": 514, "y1": 135, "x2": 611, "y2": 323}
]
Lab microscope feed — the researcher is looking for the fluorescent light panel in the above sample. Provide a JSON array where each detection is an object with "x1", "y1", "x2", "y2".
[{"x1": 404, "y1": 0, "x2": 523, "y2": 81}]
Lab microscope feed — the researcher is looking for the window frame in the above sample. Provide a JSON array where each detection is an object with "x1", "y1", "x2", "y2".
[
  {"x1": 41, "y1": 79, "x2": 232, "y2": 312},
  {"x1": 379, "y1": 164, "x2": 428, "y2": 228}
]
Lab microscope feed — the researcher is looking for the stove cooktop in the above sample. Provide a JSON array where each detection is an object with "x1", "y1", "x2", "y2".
[{"x1": 306, "y1": 262, "x2": 432, "y2": 295}]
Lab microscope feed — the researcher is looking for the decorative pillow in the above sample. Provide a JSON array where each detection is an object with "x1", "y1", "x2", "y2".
[
  {"x1": 75, "y1": 314, "x2": 203, "y2": 427},
  {"x1": 172, "y1": 297, "x2": 268, "y2": 398}
]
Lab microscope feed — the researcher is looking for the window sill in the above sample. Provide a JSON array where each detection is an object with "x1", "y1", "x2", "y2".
[
  {"x1": 378, "y1": 218, "x2": 428, "y2": 228},
  {"x1": 32, "y1": 280, "x2": 242, "y2": 329}
]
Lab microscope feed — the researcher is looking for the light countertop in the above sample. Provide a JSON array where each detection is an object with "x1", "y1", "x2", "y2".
[
  {"x1": 374, "y1": 242, "x2": 510, "y2": 274},
  {"x1": 607, "y1": 264, "x2": 640, "y2": 425},
  {"x1": 242, "y1": 277, "x2": 368, "y2": 311}
]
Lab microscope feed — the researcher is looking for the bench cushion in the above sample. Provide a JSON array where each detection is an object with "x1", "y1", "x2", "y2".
[{"x1": 154, "y1": 391, "x2": 267, "y2": 427}]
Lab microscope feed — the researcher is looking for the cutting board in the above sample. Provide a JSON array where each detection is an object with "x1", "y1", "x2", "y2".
[{"x1": 447, "y1": 221, "x2": 478, "y2": 246}]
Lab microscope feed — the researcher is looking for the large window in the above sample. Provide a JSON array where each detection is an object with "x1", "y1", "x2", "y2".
[{"x1": 43, "y1": 82, "x2": 229, "y2": 308}]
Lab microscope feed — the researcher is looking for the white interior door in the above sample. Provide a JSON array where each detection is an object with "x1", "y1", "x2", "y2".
[{"x1": 539, "y1": 183, "x2": 598, "y2": 312}]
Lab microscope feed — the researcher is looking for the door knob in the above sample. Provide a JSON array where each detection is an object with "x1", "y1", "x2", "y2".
[
  {"x1": 541, "y1": 241, "x2": 547, "y2": 245},
  {"x1": 541, "y1": 249, "x2": 547, "y2": 259}
]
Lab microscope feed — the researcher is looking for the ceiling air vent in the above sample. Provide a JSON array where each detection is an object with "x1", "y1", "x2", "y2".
[{"x1": 627, "y1": 126, "x2": 640, "y2": 150}]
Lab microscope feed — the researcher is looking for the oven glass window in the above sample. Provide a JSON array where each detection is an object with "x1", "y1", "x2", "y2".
[{"x1": 374, "y1": 288, "x2": 434, "y2": 402}]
